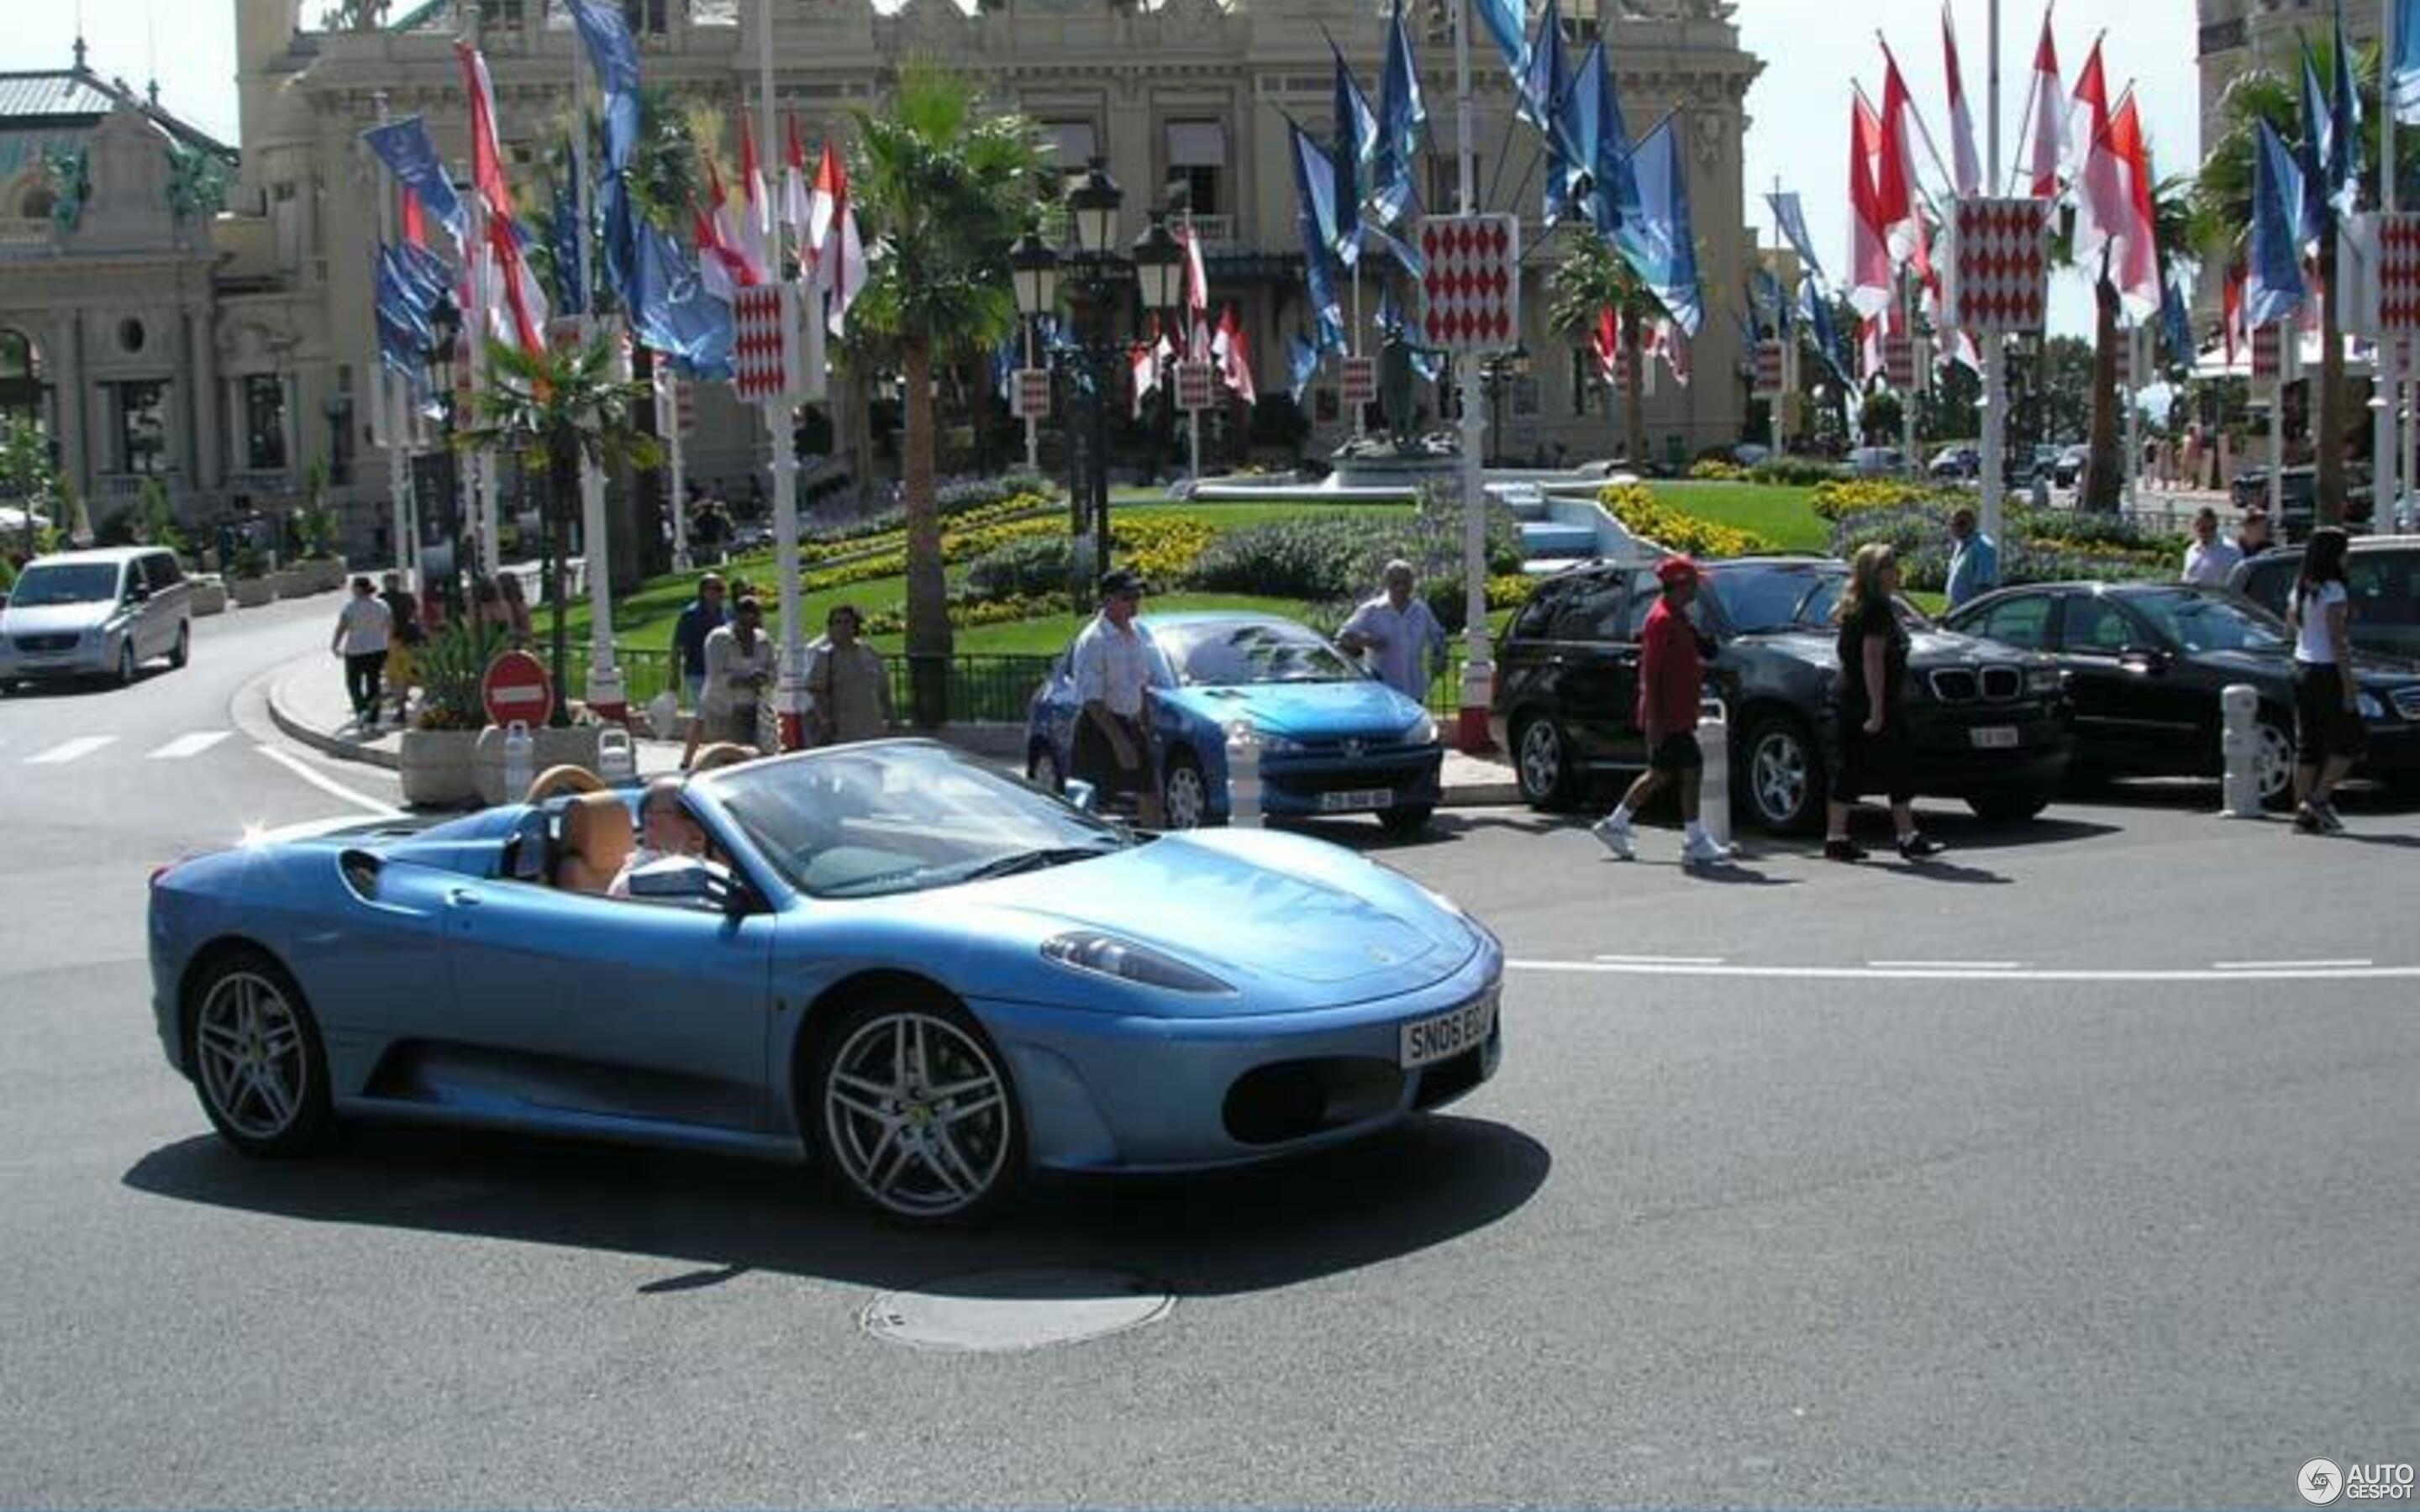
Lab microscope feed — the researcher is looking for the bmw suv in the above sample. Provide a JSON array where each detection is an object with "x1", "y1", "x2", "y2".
[{"x1": 1490, "y1": 555, "x2": 2075, "y2": 831}]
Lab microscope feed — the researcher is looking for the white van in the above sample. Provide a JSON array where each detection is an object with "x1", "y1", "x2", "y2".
[{"x1": 0, "y1": 546, "x2": 193, "y2": 690}]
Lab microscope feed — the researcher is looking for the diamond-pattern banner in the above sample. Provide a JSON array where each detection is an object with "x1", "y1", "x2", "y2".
[
  {"x1": 1884, "y1": 333, "x2": 1916, "y2": 391},
  {"x1": 1342, "y1": 355, "x2": 1377, "y2": 407},
  {"x1": 2380, "y1": 213, "x2": 2420, "y2": 334},
  {"x1": 732, "y1": 285, "x2": 801, "y2": 402},
  {"x1": 1416, "y1": 214, "x2": 1522, "y2": 354},
  {"x1": 1946, "y1": 198, "x2": 2048, "y2": 333},
  {"x1": 2251, "y1": 324, "x2": 2281, "y2": 386},
  {"x1": 1012, "y1": 367, "x2": 1050, "y2": 420},
  {"x1": 1752, "y1": 339, "x2": 1784, "y2": 398},
  {"x1": 1176, "y1": 361, "x2": 1218, "y2": 413}
]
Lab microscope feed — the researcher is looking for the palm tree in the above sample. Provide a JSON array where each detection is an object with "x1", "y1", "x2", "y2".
[
  {"x1": 456, "y1": 336, "x2": 660, "y2": 724},
  {"x1": 2075, "y1": 173, "x2": 2196, "y2": 512},
  {"x1": 2192, "y1": 40, "x2": 2420, "y2": 524},
  {"x1": 1548, "y1": 231, "x2": 1664, "y2": 465},
  {"x1": 846, "y1": 63, "x2": 1046, "y2": 724}
]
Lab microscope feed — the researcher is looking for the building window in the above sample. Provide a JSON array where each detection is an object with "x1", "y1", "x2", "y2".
[
  {"x1": 484, "y1": 0, "x2": 527, "y2": 29},
  {"x1": 244, "y1": 375, "x2": 287, "y2": 472},
  {"x1": 113, "y1": 381, "x2": 169, "y2": 475},
  {"x1": 1165, "y1": 120, "x2": 1227, "y2": 218},
  {"x1": 622, "y1": 0, "x2": 670, "y2": 33},
  {"x1": 1039, "y1": 120, "x2": 1100, "y2": 177},
  {"x1": 118, "y1": 318, "x2": 146, "y2": 355}
]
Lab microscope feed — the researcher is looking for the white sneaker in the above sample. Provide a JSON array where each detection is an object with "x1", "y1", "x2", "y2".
[
  {"x1": 1591, "y1": 814, "x2": 1635, "y2": 858},
  {"x1": 1681, "y1": 833, "x2": 1737, "y2": 867}
]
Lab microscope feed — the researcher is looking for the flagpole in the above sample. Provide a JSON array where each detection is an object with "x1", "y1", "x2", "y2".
[
  {"x1": 660, "y1": 369, "x2": 690, "y2": 568},
  {"x1": 1453, "y1": 0, "x2": 1492, "y2": 754},
  {"x1": 571, "y1": 20, "x2": 623, "y2": 724},
  {"x1": 1981, "y1": 0, "x2": 2007, "y2": 543},
  {"x1": 1184, "y1": 211, "x2": 1203, "y2": 482},
  {"x1": 373, "y1": 92, "x2": 415, "y2": 596},
  {"x1": 462, "y1": 15, "x2": 499, "y2": 591},
  {"x1": 758, "y1": 0, "x2": 804, "y2": 752},
  {"x1": 2382, "y1": 0, "x2": 2402, "y2": 537},
  {"x1": 2123, "y1": 318, "x2": 2141, "y2": 509}
]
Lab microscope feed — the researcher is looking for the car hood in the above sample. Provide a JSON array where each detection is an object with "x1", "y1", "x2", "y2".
[
  {"x1": 971, "y1": 827, "x2": 1477, "y2": 1000},
  {"x1": 1159, "y1": 680, "x2": 1429, "y2": 742},
  {"x1": 1729, "y1": 627, "x2": 2054, "y2": 675},
  {"x1": 0, "y1": 602, "x2": 113, "y2": 636}
]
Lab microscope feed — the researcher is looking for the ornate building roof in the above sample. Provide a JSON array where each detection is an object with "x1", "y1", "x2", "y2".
[{"x1": 0, "y1": 39, "x2": 237, "y2": 163}]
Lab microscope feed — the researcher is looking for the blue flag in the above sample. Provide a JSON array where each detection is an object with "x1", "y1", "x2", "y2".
[
  {"x1": 2160, "y1": 276, "x2": 2196, "y2": 370},
  {"x1": 1799, "y1": 280, "x2": 1853, "y2": 388},
  {"x1": 1765, "y1": 192, "x2": 1824, "y2": 282},
  {"x1": 2329, "y1": 0, "x2": 2364, "y2": 216},
  {"x1": 547, "y1": 175, "x2": 587, "y2": 317},
  {"x1": 1287, "y1": 331, "x2": 1321, "y2": 402},
  {"x1": 1290, "y1": 118, "x2": 1346, "y2": 269},
  {"x1": 2251, "y1": 119, "x2": 2312, "y2": 329},
  {"x1": 1331, "y1": 48, "x2": 1378, "y2": 267},
  {"x1": 1521, "y1": 0, "x2": 1571, "y2": 219},
  {"x1": 2395, "y1": 0, "x2": 2420, "y2": 123},
  {"x1": 360, "y1": 117, "x2": 466, "y2": 248},
  {"x1": 375, "y1": 250, "x2": 433, "y2": 375},
  {"x1": 1470, "y1": 0, "x2": 1527, "y2": 81},
  {"x1": 1370, "y1": 0, "x2": 1425, "y2": 229},
  {"x1": 1752, "y1": 267, "x2": 1791, "y2": 341},
  {"x1": 1615, "y1": 116, "x2": 1702, "y2": 338},
  {"x1": 632, "y1": 222, "x2": 734, "y2": 380},
  {"x1": 2299, "y1": 43, "x2": 2335, "y2": 241},
  {"x1": 567, "y1": 0, "x2": 643, "y2": 316}
]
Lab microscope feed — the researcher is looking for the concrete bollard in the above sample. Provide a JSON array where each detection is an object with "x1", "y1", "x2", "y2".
[
  {"x1": 2217, "y1": 683, "x2": 2263, "y2": 818},
  {"x1": 1225, "y1": 720, "x2": 1263, "y2": 827},
  {"x1": 502, "y1": 720, "x2": 535, "y2": 806},
  {"x1": 596, "y1": 726, "x2": 635, "y2": 784},
  {"x1": 1696, "y1": 696, "x2": 1732, "y2": 848}
]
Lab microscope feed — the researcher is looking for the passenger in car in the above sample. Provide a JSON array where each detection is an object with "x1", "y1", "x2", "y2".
[{"x1": 608, "y1": 778, "x2": 709, "y2": 899}]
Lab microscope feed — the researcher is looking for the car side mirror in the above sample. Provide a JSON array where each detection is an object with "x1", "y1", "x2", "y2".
[
  {"x1": 2119, "y1": 648, "x2": 2169, "y2": 675},
  {"x1": 127, "y1": 584, "x2": 150, "y2": 604}
]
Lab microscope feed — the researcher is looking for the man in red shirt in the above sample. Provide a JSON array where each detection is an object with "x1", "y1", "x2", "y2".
[{"x1": 1593, "y1": 555, "x2": 1735, "y2": 866}]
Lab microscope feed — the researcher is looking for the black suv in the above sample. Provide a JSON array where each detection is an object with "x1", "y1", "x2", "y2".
[
  {"x1": 2228, "y1": 535, "x2": 2420, "y2": 664},
  {"x1": 1491, "y1": 555, "x2": 2075, "y2": 831}
]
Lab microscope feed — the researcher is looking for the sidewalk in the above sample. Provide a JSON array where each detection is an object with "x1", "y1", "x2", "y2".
[{"x1": 265, "y1": 648, "x2": 1523, "y2": 806}]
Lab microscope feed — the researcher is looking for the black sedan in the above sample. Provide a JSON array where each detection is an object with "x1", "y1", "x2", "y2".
[
  {"x1": 1941, "y1": 580, "x2": 2420, "y2": 805},
  {"x1": 1491, "y1": 555, "x2": 2074, "y2": 831}
]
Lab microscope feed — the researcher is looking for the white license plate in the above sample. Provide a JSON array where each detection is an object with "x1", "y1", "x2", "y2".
[
  {"x1": 1970, "y1": 725, "x2": 2020, "y2": 749},
  {"x1": 1319, "y1": 787, "x2": 1394, "y2": 813},
  {"x1": 1400, "y1": 992, "x2": 1497, "y2": 1068}
]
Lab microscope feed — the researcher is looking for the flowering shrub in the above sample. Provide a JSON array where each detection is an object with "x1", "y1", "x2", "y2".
[
  {"x1": 798, "y1": 490, "x2": 1052, "y2": 564},
  {"x1": 1746, "y1": 456, "x2": 1840, "y2": 487},
  {"x1": 1598, "y1": 483, "x2": 1777, "y2": 559},
  {"x1": 1830, "y1": 499, "x2": 2176, "y2": 592},
  {"x1": 1689, "y1": 458, "x2": 1748, "y2": 480},
  {"x1": 1809, "y1": 477, "x2": 1939, "y2": 521}
]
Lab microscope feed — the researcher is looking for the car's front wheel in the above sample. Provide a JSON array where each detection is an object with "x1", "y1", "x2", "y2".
[
  {"x1": 1512, "y1": 716, "x2": 1578, "y2": 810},
  {"x1": 1739, "y1": 713, "x2": 1825, "y2": 833},
  {"x1": 2255, "y1": 711, "x2": 2296, "y2": 811},
  {"x1": 116, "y1": 638, "x2": 137, "y2": 686},
  {"x1": 184, "y1": 950, "x2": 335, "y2": 1158},
  {"x1": 1162, "y1": 753, "x2": 1210, "y2": 829},
  {"x1": 813, "y1": 995, "x2": 1024, "y2": 1225},
  {"x1": 169, "y1": 620, "x2": 190, "y2": 669}
]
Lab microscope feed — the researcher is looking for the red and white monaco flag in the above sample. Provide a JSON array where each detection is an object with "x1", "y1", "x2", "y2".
[
  {"x1": 807, "y1": 142, "x2": 866, "y2": 335},
  {"x1": 1942, "y1": 3, "x2": 1982, "y2": 198},
  {"x1": 1876, "y1": 44, "x2": 1923, "y2": 265},
  {"x1": 2023, "y1": 8, "x2": 2065, "y2": 198},
  {"x1": 1849, "y1": 96, "x2": 1895, "y2": 318},
  {"x1": 2065, "y1": 36, "x2": 2112, "y2": 188}
]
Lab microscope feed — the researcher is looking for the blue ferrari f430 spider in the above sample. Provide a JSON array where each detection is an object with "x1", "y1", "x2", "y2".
[{"x1": 147, "y1": 741, "x2": 1503, "y2": 1222}]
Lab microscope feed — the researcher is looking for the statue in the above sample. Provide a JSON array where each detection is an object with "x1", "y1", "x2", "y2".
[{"x1": 1376, "y1": 323, "x2": 1449, "y2": 452}]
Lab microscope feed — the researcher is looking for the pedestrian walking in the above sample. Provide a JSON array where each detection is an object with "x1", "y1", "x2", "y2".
[
  {"x1": 1824, "y1": 543, "x2": 1942, "y2": 862},
  {"x1": 1069, "y1": 569, "x2": 1170, "y2": 827},
  {"x1": 1944, "y1": 505, "x2": 2000, "y2": 611},
  {"x1": 1338, "y1": 559, "x2": 1449, "y2": 704},
  {"x1": 686, "y1": 595, "x2": 774, "y2": 767},
  {"x1": 380, "y1": 571, "x2": 422, "y2": 725},
  {"x1": 497, "y1": 570, "x2": 534, "y2": 644},
  {"x1": 1591, "y1": 556, "x2": 1733, "y2": 867},
  {"x1": 2181, "y1": 506, "x2": 2244, "y2": 586},
  {"x1": 805, "y1": 603, "x2": 894, "y2": 746},
  {"x1": 671, "y1": 572, "x2": 728, "y2": 709},
  {"x1": 331, "y1": 575, "x2": 393, "y2": 732},
  {"x1": 2286, "y1": 527, "x2": 2364, "y2": 835}
]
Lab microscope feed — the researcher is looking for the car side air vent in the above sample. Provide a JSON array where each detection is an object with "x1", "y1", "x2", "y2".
[{"x1": 338, "y1": 849, "x2": 383, "y2": 902}]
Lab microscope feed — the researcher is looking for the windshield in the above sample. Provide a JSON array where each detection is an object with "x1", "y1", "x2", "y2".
[
  {"x1": 709, "y1": 743, "x2": 1128, "y2": 900},
  {"x1": 2128, "y1": 590, "x2": 2288, "y2": 654},
  {"x1": 8, "y1": 563, "x2": 120, "y2": 607},
  {"x1": 1155, "y1": 619, "x2": 1366, "y2": 685},
  {"x1": 1703, "y1": 564, "x2": 1844, "y2": 633}
]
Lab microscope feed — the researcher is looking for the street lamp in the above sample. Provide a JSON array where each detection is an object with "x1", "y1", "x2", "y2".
[
  {"x1": 1130, "y1": 211, "x2": 1185, "y2": 478},
  {"x1": 424, "y1": 289, "x2": 466, "y2": 626}
]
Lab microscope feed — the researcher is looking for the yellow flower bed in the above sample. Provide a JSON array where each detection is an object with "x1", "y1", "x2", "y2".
[
  {"x1": 1112, "y1": 513, "x2": 1218, "y2": 584},
  {"x1": 1597, "y1": 483, "x2": 1776, "y2": 559},
  {"x1": 1487, "y1": 574, "x2": 1537, "y2": 609},
  {"x1": 797, "y1": 491, "x2": 1055, "y2": 566},
  {"x1": 1809, "y1": 477, "x2": 1931, "y2": 521},
  {"x1": 1689, "y1": 459, "x2": 1748, "y2": 480}
]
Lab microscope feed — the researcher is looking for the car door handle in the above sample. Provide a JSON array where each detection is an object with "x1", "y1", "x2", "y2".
[{"x1": 447, "y1": 888, "x2": 481, "y2": 907}]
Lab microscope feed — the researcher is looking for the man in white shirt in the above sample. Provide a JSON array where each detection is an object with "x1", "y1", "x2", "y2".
[
  {"x1": 2181, "y1": 507, "x2": 2244, "y2": 587},
  {"x1": 608, "y1": 778, "x2": 709, "y2": 899},
  {"x1": 330, "y1": 575, "x2": 393, "y2": 731},
  {"x1": 1069, "y1": 569, "x2": 1170, "y2": 827},
  {"x1": 1337, "y1": 559, "x2": 1447, "y2": 703}
]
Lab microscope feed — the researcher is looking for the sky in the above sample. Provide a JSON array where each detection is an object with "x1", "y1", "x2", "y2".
[
  {"x1": 8, "y1": 0, "x2": 2200, "y2": 337},
  {"x1": 1734, "y1": 0, "x2": 2202, "y2": 338}
]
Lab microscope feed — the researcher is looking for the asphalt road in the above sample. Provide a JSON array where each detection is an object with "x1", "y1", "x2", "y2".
[{"x1": 2, "y1": 611, "x2": 2412, "y2": 1509}]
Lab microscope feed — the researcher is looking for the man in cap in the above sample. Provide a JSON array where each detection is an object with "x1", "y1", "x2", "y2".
[
  {"x1": 1593, "y1": 555, "x2": 1734, "y2": 867},
  {"x1": 1069, "y1": 569, "x2": 1171, "y2": 827}
]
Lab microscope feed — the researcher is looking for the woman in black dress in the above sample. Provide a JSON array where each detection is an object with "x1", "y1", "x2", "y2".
[{"x1": 1824, "y1": 543, "x2": 1942, "y2": 862}]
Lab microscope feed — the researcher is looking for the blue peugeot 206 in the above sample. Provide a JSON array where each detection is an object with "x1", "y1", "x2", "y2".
[{"x1": 1025, "y1": 612, "x2": 1447, "y2": 833}]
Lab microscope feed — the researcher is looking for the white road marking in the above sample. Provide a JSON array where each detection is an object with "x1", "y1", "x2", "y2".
[
  {"x1": 1508, "y1": 958, "x2": 2420, "y2": 984},
  {"x1": 1866, "y1": 959, "x2": 2027, "y2": 971},
  {"x1": 146, "y1": 730, "x2": 232, "y2": 760},
  {"x1": 252, "y1": 744, "x2": 403, "y2": 817},
  {"x1": 25, "y1": 736, "x2": 115, "y2": 765},
  {"x1": 1594, "y1": 953, "x2": 1728, "y2": 965},
  {"x1": 2212, "y1": 958, "x2": 2373, "y2": 971}
]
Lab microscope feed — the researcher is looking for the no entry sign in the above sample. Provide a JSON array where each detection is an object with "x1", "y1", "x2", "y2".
[{"x1": 481, "y1": 648, "x2": 555, "y2": 729}]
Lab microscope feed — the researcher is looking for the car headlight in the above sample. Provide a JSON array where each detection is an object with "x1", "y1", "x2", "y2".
[
  {"x1": 2357, "y1": 690, "x2": 2387, "y2": 721},
  {"x1": 2025, "y1": 665, "x2": 2062, "y2": 694},
  {"x1": 1404, "y1": 712, "x2": 1440, "y2": 745},
  {"x1": 1041, "y1": 931, "x2": 1234, "y2": 994}
]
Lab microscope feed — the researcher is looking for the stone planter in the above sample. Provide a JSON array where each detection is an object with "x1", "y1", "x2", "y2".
[
  {"x1": 266, "y1": 569, "x2": 310, "y2": 600},
  {"x1": 397, "y1": 728, "x2": 481, "y2": 808},
  {"x1": 304, "y1": 559, "x2": 349, "y2": 593},
  {"x1": 472, "y1": 722, "x2": 602, "y2": 806},
  {"x1": 228, "y1": 576, "x2": 276, "y2": 608},
  {"x1": 188, "y1": 581, "x2": 228, "y2": 617}
]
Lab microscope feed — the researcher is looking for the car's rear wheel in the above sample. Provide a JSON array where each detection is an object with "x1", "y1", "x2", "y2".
[
  {"x1": 1162, "y1": 753, "x2": 1210, "y2": 829},
  {"x1": 813, "y1": 995, "x2": 1024, "y2": 1225},
  {"x1": 1740, "y1": 713, "x2": 1825, "y2": 833},
  {"x1": 185, "y1": 950, "x2": 334, "y2": 1158},
  {"x1": 116, "y1": 639, "x2": 137, "y2": 686},
  {"x1": 1512, "y1": 716, "x2": 1578, "y2": 810},
  {"x1": 169, "y1": 620, "x2": 190, "y2": 669},
  {"x1": 1378, "y1": 803, "x2": 1434, "y2": 835},
  {"x1": 1966, "y1": 786, "x2": 2053, "y2": 824},
  {"x1": 1027, "y1": 743, "x2": 1064, "y2": 795},
  {"x1": 2255, "y1": 711, "x2": 2296, "y2": 811}
]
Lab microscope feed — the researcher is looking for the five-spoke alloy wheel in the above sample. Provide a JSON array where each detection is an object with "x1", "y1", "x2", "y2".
[
  {"x1": 186, "y1": 951, "x2": 334, "y2": 1156},
  {"x1": 816, "y1": 999, "x2": 1023, "y2": 1224}
]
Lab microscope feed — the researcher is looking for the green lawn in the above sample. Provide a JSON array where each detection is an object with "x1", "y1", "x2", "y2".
[{"x1": 1650, "y1": 481, "x2": 1831, "y2": 554}]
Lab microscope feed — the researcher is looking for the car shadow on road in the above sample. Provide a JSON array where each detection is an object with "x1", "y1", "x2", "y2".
[
  {"x1": 122, "y1": 1113, "x2": 1549, "y2": 1299},
  {"x1": 1270, "y1": 811, "x2": 1567, "y2": 850}
]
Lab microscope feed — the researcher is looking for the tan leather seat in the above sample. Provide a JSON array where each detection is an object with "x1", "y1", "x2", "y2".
[{"x1": 556, "y1": 791, "x2": 634, "y2": 895}]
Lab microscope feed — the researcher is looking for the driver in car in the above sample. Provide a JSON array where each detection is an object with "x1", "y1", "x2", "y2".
[{"x1": 609, "y1": 778, "x2": 710, "y2": 899}]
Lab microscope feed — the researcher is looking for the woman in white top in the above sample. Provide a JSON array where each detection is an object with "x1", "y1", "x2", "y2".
[
  {"x1": 2286, "y1": 528, "x2": 2363, "y2": 834},
  {"x1": 686, "y1": 595, "x2": 773, "y2": 764}
]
